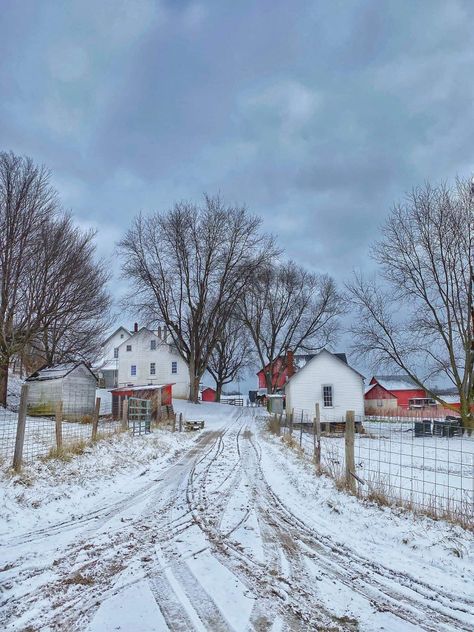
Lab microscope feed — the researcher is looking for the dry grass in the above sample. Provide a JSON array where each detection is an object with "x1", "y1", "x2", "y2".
[
  {"x1": 63, "y1": 572, "x2": 94, "y2": 586},
  {"x1": 79, "y1": 414, "x2": 93, "y2": 425},
  {"x1": 267, "y1": 416, "x2": 281, "y2": 436},
  {"x1": 44, "y1": 439, "x2": 89, "y2": 461}
]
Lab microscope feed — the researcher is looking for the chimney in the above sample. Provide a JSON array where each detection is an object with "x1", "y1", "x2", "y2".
[
  {"x1": 133, "y1": 322, "x2": 138, "y2": 333},
  {"x1": 286, "y1": 350, "x2": 294, "y2": 379}
]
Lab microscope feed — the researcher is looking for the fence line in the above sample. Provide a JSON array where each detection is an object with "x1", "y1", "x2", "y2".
[{"x1": 267, "y1": 407, "x2": 474, "y2": 530}]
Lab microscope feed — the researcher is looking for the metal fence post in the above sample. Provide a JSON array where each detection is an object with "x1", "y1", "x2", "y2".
[
  {"x1": 122, "y1": 397, "x2": 128, "y2": 431},
  {"x1": 179, "y1": 412, "x2": 183, "y2": 432},
  {"x1": 13, "y1": 384, "x2": 28, "y2": 471},
  {"x1": 289, "y1": 408, "x2": 294, "y2": 436},
  {"x1": 345, "y1": 410, "x2": 356, "y2": 493},
  {"x1": 55, "y1": 400, "x2": 63, "y2": 451},
  {"x1": 314, "y1": 402, "x2": 321, "y2": 468},
  {"x1": 299, "y1": 410, "x2": 304, "y2": 447},
  {"x1": 92, "y1": 397, "x2": 101, "y2": 441}
]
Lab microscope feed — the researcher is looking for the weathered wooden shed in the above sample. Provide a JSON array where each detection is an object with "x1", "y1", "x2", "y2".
[
  {"x1": 25, "y1": 362, "x2": 97, "y2": 421},
  {"x1": 109, "y1": 383, "x2": 174, "y2": 421}
]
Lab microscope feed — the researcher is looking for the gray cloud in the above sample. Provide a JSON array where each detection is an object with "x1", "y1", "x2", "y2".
[{"x1": 1, "y1": 0, "x2": 473, "y2": 366}]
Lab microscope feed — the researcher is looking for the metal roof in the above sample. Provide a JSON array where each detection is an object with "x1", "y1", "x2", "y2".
[
  {"x1": 26, "y1": 362, "x2": 97, "y2": 382},
  {"x1": 372, "y1": 375, "x2": 420, "y2": 391}
]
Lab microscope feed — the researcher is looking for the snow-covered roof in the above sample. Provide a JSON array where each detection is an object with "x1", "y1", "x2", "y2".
[
  {"x1": 109, "y1": 383, "x2": 174, "y2": 392},
  {"x1": 26, "y1": 362, "x2": 96, "y2": 382},
  {"x1": 372, "y1": 375, "x2": 420, "y2": 391},
  {"x1": 101, "y1": 326, "x2": 131, "y2": 347},
  {"x1": 286, "y1": 349, "x2": 364, "y2": 385}
]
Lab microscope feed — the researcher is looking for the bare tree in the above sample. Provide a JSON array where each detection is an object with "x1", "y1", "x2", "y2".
[
  {"x1": 118, "y1": 195, "x2": 276, "y2": 402},
  {"x1": 0, "y1": 152, "x2": 58, "y2": 404},
  {"x1": 239, "y1": 260, "x2": 344, "y2": 393},
  {"x1": 207, "y1": 318, "x2": 252, "y2": 401},
  {"x1": 0, "y1": 152, "x2": 113, "y2": 405},
  {"x1": 30, "y1": 215, "x2": 113, "y2": 365},
  {"x1": 347, "y1": 179, "x2": 473, "y2": 429}
]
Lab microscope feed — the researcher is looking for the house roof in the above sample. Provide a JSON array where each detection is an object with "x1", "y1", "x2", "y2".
[
  {"x1": 26, "y1": 362, "x2": 97, "y2": 382},
  {"x1": 285, "y1": 349, "x2": 364, "y2": 386},
  {"x1": 101, "y1": 326, "x2": 130, "y2": 347},
  {"x1": 258, "y1": 352, "x2": 348, "y2": 375},
  {"x1": 372, "y1": 375, "x2": 422, "y2": 391}
]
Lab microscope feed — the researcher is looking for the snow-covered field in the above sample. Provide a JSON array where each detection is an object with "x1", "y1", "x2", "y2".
[{"x1": 0, "y1": 402, "x2": 473, "y2": 631}]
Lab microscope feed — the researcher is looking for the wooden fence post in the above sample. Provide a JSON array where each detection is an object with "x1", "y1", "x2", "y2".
[
  {"x1": 278, "y1": 412, "x2": 282, "y2": 436},
  {"x1": 289, "y1": 408, "x2": 294, "y2": 436},
  {"x1": 314, "y1": 403, "x2": 321, "y2": 468},
  {"x1": 13, "y1": 384, "x2": 28, "y2": 471},
  {"x1": 122, "y1": 398, "x2": 128, "y2": 431},
  {"x1": 55, "y1": 400, "x2": 63, "y2": 451},
  {"x1": 345, "y1": 410, "x2": 356, "y2": 493},
  {"x1": 92, "y1": 397, "x2": 101, "y2": 441},
  {"x1": 179, "y1": 413, "x2": 183, "y2": 432},
  {"x1": 299, "y1": 410, "x2": 304, "y2": 446}
]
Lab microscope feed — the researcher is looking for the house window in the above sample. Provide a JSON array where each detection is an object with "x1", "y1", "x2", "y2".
[
  {"x1": 150, "y1": 362, "x2": 156, "y2": 375},
  {"x1": 171, "y1": 361, "x2": 177, "y2": 374},
  {"x1": 131, "y1": 365, "x2": 137, "y2": 376},
  {"x1": 113, "y1": 347, "x2": 119, "y2": 359},
  {"x1": 120, "y1": 334, "x2": 124, "y2": 338},
  {"x1": 322, "y1": 385, "x2": 333, "y2": 407},
  {"x1": 150, "y1": 339, "x2": 156, "y2": 350},
  {"x1": 126, "y1": 344, "x2": 132, "y2": 352}
]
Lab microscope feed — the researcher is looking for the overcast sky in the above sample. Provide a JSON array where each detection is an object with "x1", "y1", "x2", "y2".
[{"x1": 1, "y1": 0, "x2": 473, "y2": 384}]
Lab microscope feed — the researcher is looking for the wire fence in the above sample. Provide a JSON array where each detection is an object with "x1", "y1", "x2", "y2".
[
  {"x1": 0, "y1": 385, "x2": 200, "y2": 470},
  {"x1": 266, "y1": 407, "x2": 474, "y2": 530}
]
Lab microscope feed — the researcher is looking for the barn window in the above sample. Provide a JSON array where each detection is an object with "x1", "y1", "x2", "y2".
[
  {"x1": 114, "y1": 347, "x2": 119, "y2": 358},
  {"x1": 322, "y1": 385, "x2": 333, "y2": 407},
  {"x1": 150, "y1": 340, "x2": 156, "y2": 350},
  {"x1": 150, "y1": 362, "x2": 156, "y2": 375},
  {"x1": 131, "y1": 365, "x2": 137, "y2": 376},
  {"x1": 171, "y1": 361, "x2": 177, "y2": 374},
  {"x1": 126, "y1": 345, "x2": 132, "y2": 352}
]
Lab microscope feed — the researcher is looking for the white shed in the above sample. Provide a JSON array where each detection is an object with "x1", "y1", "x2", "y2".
[
  {"x1": 26, "y1": 362, "x2": 97, "y2": 421},
  {"x1": 284, "y1": 350, "x2": 365, "y2": 421}
]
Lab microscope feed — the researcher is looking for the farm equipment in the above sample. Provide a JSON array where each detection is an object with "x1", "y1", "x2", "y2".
[{"x1": 185, "y1": 420, "x2": 205, "y2": 432}]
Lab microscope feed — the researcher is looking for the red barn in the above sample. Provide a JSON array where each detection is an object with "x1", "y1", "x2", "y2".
[
  {"x1": 201, "y1": 387, "x2": 216, "y2": 402},
  {"x1": 365, "y1": 375, "x2": 426, "y2": 410}
]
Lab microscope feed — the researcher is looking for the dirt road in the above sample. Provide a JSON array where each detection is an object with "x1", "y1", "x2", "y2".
[{"x1": 1, "y1": 408, "x2": 473, "y2": 631}]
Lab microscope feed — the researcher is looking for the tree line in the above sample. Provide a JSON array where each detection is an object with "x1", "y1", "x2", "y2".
[{"x1": 1, "y1": 150, "x2": 472, "y2": 429}]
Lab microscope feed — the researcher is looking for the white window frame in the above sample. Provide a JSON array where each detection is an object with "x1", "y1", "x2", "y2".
[
  {"x1": 150, "y1": 362, "x2": 156, "y2": 375},
  {"x1": 171, "y1": 361, "x2": 178, "y2": 374},
  {"x1": 322, "y1": 384, "x2": 334, "y2": 408}
]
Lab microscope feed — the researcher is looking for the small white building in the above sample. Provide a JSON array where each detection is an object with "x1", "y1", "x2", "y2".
[
  {"x1": 117, "y1": 327, "x2": 189, "y2": 399},
  {"x1": 26, "y1": 362, "x2": 98, "y2": 421},
  {"x1": 94, "y1": 326, "x2": 131, "y2": 388},
  {"x1": 284, "y1": 350, "x2": 365, "y2": 420}
]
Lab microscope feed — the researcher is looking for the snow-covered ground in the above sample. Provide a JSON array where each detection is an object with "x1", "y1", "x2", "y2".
[{"x1": 0, "y1": 402, "x2": 473, "y2": 631}]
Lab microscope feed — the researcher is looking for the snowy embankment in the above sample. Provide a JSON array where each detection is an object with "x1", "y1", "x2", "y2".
[{"x1": 0, "y1": 402, "x2": 472, "y2": 632}]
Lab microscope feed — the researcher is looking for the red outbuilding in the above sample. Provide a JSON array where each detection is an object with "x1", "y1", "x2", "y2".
[
  {"x1": 365, "y1": 375, "x2": 426, "y2": 410},
  {"x1": 109, "y1": 383, "x2": 173, "y2": 419},
  {"x1": 201, "y1": 387, "x2": 217, "y2": 402}
]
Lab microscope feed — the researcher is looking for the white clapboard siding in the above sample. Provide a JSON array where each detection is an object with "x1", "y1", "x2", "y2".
[
  {"x1": 117, "y1": 328, "x2": 189, "y2": 398},
  {"x1": 284, "y1": 350, "x2": 364, "y2": 420}
]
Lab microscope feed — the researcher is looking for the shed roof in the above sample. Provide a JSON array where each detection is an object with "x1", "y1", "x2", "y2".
[
  {"x1": 26, "y1": 362, "x2": 97, "y2": 382},
  {"x1": 109, "y1": 383, "x2": 174, "y2": 393},
  {"x1": 285, "y1": 349, "x2": 364, "y2": 386},
  {"x1": 372, "y1": 375, "x2": 421, "y2": 391}
]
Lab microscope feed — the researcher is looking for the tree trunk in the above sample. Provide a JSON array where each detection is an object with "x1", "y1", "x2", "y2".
[
  {"x1": 459, "y1": 396, "x2": 473, "y2": 436},
  {"x1": 187, "y1": 359, "x2": 201, "y2": 403},
  {"x1": 215, "y1": 382, "x2": 222, "y2": 402},
  {"x1": 0, "y1": 359, "x2": 9, "y2": 408}
]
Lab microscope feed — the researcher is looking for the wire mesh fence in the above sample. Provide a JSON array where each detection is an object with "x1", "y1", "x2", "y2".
[
  {"x1": 0, "y1": 384, "x2": 198, "y2": 470},
  {"x1": 267, "y1": 407, "x2": 474, "y2": 529}
]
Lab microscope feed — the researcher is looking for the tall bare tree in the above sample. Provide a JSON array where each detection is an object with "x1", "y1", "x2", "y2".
[
  {"x1": 0, "y1": 151, "x2": 112, "y2": 405},
  {"x1": 118, "y1": 195, "x2": 276, "y2": 402},
  {"x1": 207, "y1": 318, "x2": 252, "y2": 401},
  {"x1": 347, "y1": 179, "x2": 473, "y2": 429},
  {"x1": 239, "y1": 260, "x2": 344, "y2": 392},
  {"x1": 0, "y1": 152, "x2": 58, "y2": 404}
]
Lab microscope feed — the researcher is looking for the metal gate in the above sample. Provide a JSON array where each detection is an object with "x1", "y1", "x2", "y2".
[{"x1": 128, "y1": 397, "x2": 151, "y2": 435}]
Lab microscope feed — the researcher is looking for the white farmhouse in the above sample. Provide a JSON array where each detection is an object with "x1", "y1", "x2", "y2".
[
  {"x1": 117, "y1": 327, "x2": 189, "y2": 399},
  {"x1": 94, "y1": 326, "x2": 131, "y2": 388},
  {"x1": 284, "y1": 350, "x2": 365, "y2": 420}
]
